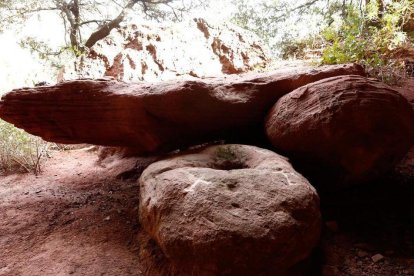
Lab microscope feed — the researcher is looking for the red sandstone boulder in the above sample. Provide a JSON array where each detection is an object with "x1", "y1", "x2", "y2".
[
  {"x1": 265, "y1": 75, "x2": 414, "y2": 185},
  {"x1": 0, "y1": 64, "x2": 364, "y2": 154},
  {"x1": 139, "y1": 144, "x2": 321, "y2": 274}
]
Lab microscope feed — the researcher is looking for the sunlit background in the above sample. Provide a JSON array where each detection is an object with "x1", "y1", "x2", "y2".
[{"x1": 0, "y1": 0, "x2": 332, "y2": 93}]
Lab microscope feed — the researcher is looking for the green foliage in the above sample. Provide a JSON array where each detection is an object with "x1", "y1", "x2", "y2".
[
  {"x1": 279, "y1": 36, "x2": 324, "y2": 60},
  {"x1": 231, "y1": 0, "x2": 328, "y2": 57},
  {"x1": 0, "y1": 120, "x2": 49, "y2": 175},
  {"x1": 231, "y1": 0, "x2": 414, "y2": 83},
  {"x1": 19, "y1": 38, "x2": 82, "y2": 60},
  {"x1": 321, "y1": 1, "x2": 413, "y2": 83},
  {"x1": 18, "y1": 37, "x2": 71, "y2": 61}
]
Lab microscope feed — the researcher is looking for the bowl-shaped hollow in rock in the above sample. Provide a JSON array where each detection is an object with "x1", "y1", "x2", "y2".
[{"x1": 139, "y1": 144, "x2": 321, "y2": 274}]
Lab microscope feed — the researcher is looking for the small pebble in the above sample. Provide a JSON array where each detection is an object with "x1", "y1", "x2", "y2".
[
  {"x1": 371, "y1": 254, "x2": 384, "y2": 263},
  {"x1": 104, "y1": 216, "x2": 111, "y2": 221}
]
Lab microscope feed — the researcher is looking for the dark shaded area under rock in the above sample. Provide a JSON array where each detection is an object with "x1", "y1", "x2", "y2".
[{"x1": 315, "y1": 148, "x2": 414, "y2": 276}]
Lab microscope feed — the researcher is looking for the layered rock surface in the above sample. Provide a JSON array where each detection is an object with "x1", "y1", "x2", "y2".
[
  {"x1": 0, "y1": 64, "x2": 364, "y2": 154},
  {"x1": 68, "y1": 18, "x2": 270, "y2": 82},
  {"x1": 265, "y1": 75, "x2": 414, "y2": 185},
  {"x1": 139, "y1": 144, "x2": 321, "y2": 274}
]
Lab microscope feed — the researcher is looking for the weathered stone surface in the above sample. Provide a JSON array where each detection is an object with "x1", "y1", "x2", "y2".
[
  {"x1": 139, "y1": 144, "x2": 321, "y2": 274},
  {"x1": 265, "y1": 75, "x2": 414, "y2": 185},
  {"x1": 0, "y1": 64, "x2": 364, "y2": 154},
  {"x1": 396, "y1": 78, "x2": 414, "y2": 106},
  {"x1": 67, "y1": 18, "x2": 270, "y2": 82}
]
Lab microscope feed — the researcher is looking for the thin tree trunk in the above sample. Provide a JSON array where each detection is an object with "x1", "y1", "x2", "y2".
[{"x1": 59, "y1": 0, "x2": 81, "y2": 52}]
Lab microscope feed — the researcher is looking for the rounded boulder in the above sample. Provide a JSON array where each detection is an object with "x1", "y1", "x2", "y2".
[
  {"x1": 139, "y1": 144, "x2": 321, "y2": 274},
  {"x1": 265, "y1": 75, "x2": 414, "y2": 186}
]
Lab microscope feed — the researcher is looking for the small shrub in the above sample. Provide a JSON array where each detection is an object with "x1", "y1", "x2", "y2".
[
  {"x1": 0, "y1": 120, "x2": 50, "y2": 175},
  {"x1": 280, "y1": 36, "x2": 325, "y2": 60},
  {"x1": 321, "y1": 2, "x2": 413, "y2": 84}
]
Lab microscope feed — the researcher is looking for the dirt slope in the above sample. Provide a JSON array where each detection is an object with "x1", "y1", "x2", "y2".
[{"x1": 0, "y1": 149, "x2": 144, "y2": 276}]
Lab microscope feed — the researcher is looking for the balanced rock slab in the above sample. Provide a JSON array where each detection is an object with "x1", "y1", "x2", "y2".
[
  {"x1": 139, "y1": 144, "x2": 321, "y2": 274},
  {"x1": 0, "y1": 64, "x2": 364, "y2": 154},
  {"x1": 265, "y1": 75, "x2": 414, "y2": 185}
]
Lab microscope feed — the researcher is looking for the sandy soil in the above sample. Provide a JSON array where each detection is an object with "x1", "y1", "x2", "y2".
[
  {"x1": 0, "y1": 149, "x2": 145, "y2": 276},
  {"x1": 1, "y1": 148, "x2": 414, "y2": 275}
]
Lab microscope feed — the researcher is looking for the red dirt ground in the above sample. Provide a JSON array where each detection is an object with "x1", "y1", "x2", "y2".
[
  {"x1": 0, "y1": 149, "x2": 145, "y2": 275},
  {"x1": 1, "y1": 147, "x2": 414, "y2": 275}
]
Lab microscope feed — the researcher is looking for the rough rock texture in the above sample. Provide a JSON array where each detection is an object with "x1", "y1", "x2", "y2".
[
  {"x1": 0, "y1": 64, "x2": 364, "y2": 154},
  {"x1": 139, "y1": 144, "x2": 321, "y2": 274},
  {"x1": 265, "y1": 75, "x2": 414, "y2": 186},
  {"x1": 396, "y1": 78, "x2": 414, "y2": 107},
  {"x1": 68, "y1": 18, "x2": 270, "y2": 82}
]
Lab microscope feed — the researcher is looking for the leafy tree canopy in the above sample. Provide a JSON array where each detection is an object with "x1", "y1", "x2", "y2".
[
  {"x1": 232, "y1": 0, "x2": 414, "y2": 82},
  {"x1": 231, "y1": 0, "x2": 329, "y2": 57},
  {"x1": 0, "y1": 0, "x2": 202, "y2": 54}
]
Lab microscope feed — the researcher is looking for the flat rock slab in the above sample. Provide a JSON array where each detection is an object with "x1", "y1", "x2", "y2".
[
  {"x1": 139, "y1": 144, "x2": 321, "y2": 274},
  {"x1": 266, "y1": 75, "x2": 414, "y2": 186},
  {"x1": 0, "y1": 64, "x2": 364, "y2": 154}
]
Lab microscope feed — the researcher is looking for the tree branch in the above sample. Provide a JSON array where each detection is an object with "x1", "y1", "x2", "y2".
[
  {"x1": 289, "y1": 0, "x2": 321, "y2": 14},
  {"x1": 84, "y1": 0, "x2": 140, "y2": 48},
  {"x1": 55, "y1": 0, "x2": 82, "y2": 52},
  {"x1": 261, "y1": 0, "x2": 322, "y2": 23},
  {"x1": 6, "y1": 7, "x2": 60, "y2": 13},
  {"x1": 79, "y1": 19, "x2": 112, "y2": 26}
]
